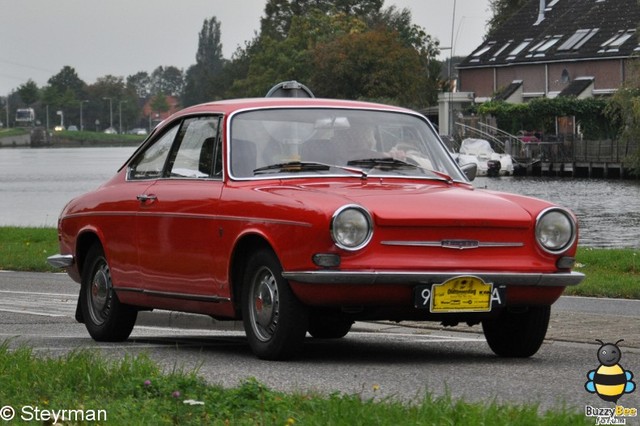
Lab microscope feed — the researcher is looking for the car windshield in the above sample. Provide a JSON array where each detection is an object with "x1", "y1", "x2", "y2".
[{"x1": 229, "y1": 108, "x2": 466, "y2": 181}]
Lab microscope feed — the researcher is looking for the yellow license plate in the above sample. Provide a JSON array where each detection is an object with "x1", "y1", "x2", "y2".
[{"x1": 431, "y1": 276, "x2": 493, "y2": 313}]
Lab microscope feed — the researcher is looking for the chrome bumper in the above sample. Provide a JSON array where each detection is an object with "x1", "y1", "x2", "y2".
[
  {"x1": 47, "y1": 254, "x2": 75, "y2": 268},
  {"x1": 282, "y1": 270, "x2": 585, "y2": 287}
]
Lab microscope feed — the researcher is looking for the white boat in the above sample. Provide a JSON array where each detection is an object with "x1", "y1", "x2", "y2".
[{"x1": 455, "y1": 138, "x2": 514, "y2": 177}]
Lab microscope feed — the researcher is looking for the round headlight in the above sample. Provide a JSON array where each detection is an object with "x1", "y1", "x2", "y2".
[
  {"x1": 331, "y1": 205, "x2": 373, "y2": 251},
  {"x1": 535, "y1": 208, "x2": 576, "y2": 253}
]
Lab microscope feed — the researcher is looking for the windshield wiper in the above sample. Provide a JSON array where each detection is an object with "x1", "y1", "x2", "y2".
[
  {"x1": 253, "y1": 161, "x2": 331, "y2": 174},
  {"x1": 347, "y1": 157, "x2": 416, "y2": 170},
  {"x1": 347, "y1": 157, "x2": 453, "y2": 183}
]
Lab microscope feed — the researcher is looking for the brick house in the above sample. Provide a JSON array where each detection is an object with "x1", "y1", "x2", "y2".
[
  {"x1": 456, "y1": 0, "x2": 640, "y2": 103},
  {"x1": 142, "y1": 95, "x2": 181, "y2": 127}
]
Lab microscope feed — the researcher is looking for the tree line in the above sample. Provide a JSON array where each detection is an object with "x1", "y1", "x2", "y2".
[{"x1": 4, "y1": 0, "x2": 450, "y2": 132}]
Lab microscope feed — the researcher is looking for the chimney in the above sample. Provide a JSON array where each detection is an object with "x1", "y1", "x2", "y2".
[{"x1": 534, "y1": 0, "x2": 546, "y2": 25}]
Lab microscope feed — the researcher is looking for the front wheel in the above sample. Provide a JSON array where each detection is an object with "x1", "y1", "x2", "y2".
[
  {"x1": 242, "y1": 249, "x2": 308, "y2": 360},
  {"x1": 482, "y1": 305, "x2": 550, "y2": 358},
  {"x1": 80, "y1": 244, "x2": 137, "y2": 341}
]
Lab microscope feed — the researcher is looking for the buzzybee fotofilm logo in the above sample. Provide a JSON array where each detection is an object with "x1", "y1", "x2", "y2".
[{"x1": 584, "y1": 339, "x2": 637, "y2": 425}]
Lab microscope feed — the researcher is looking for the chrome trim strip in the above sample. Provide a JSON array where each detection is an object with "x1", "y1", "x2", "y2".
[
  {"x1": 115, "y1": 287, "x2": 231, "y2": 303},
  {"x1": 61, "y1": 211, "x2": 311, "y2": 228},
  {"x1": 282, "y1": 270, "x2": 585, "y2": 287},
  {"x1": 381, "y1": 240, "x2": 524, "y2": 249},
  {"x1": 47, "y1": 254, "x2": 75, "y2": 268}
]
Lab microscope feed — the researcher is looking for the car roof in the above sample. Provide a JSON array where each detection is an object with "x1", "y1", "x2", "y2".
[{"x1": 175, "y1": 97, "x2": 413, "y2": 116}]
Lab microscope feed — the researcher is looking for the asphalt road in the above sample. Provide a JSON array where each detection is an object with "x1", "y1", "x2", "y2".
[{"x1": 1, "y1": 271, "x2": 639, "y2": 417}]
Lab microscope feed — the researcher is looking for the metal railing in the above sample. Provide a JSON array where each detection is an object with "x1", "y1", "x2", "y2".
[{"x1": 453, "y1": 121, "x2": 638, "y2": 165}]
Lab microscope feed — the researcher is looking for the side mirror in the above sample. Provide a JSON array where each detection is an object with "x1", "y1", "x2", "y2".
[{"x1": 460, "y1": 162, "x2": 477, "y2": 181}]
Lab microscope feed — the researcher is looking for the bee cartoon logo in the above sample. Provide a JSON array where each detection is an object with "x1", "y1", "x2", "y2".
[{"x1": 585, "y1": 339, "x2": 636, "y2": 403}]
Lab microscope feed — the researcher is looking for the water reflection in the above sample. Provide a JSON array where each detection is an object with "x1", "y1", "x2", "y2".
[
  {"x1": 0, "y1": 147, "x2": 135, "y2": 227},
  {"x1": 475, "y1": 176, "x2": 640, "y2": 249},
  {"x1": 1, "y1": 147, "x2": 638, "y2": 248}
]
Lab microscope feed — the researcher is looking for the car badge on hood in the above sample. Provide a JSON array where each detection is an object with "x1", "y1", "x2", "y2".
[{"x1": 441, "y1": 240, "x2": 480, "y2": 250}]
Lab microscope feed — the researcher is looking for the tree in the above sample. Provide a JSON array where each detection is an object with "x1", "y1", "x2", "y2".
[
  {"x1": 486, "y1": 0, "x2": 528, "y2": 37},
  {"x1": 48, "y1": 66, "x2": 86, "y2": 99},
  {"x1": 182, "y1": 16, "x2": 226, "y2": 106},
  {"x1": 606, "y1": 59, "x2": 640, "y2": 176},
  {"x1": 127, "y1": 72, "x2": 151, "y2": 99},
  {"x1": 16, "y1": 80, "x2": 40, "y2": 106},
  {"x1": 311, "y1": 28, "x2": 430, "y2": 107},
  {"x1": 150, "y1": 66, "x2": 184, "y2": 97},
  {"x1": 229, "y1": 2, "x2": 441, "y2": 107},
  {"x1": 150, "y1": 93, "x2": 170, "y2": 114},
  {"x1": 260, "y1": 0, "x2": 383, "y2": 40},
  {"x1": 84, "y1": 75, "x2": 138, "y2": 131}
]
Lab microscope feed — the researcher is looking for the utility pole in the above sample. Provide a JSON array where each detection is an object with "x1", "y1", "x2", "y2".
[{"x1": 102, "y1": 97, "x2": 113, "y2": 130}]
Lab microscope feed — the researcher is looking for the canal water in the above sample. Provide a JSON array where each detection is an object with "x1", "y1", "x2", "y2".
[{"x1": 1, "y1": 147, "x2": 639, "y2": 249}]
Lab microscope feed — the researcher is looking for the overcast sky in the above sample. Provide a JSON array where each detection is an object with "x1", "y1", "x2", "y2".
[{"x1": 0, "y1": 0, "x2": 490, "y2": 95}]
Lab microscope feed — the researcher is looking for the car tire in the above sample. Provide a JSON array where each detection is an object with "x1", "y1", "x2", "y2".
[
  {"x1": 308, "y1": 316, "x2": 353, "y2": 339},
  {"x1": 242, "y1": 248, "x2": 308, "y2": 360},
  {"x1": 482, "y1": 305, "x2": 550, "y2": 358},
  {"x1": 80, "y1": 243, "x2": 137, "y2": 341}
]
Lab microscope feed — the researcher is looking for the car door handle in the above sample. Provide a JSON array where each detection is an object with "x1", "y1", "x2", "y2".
[{"x1": 136, "y1": 194, "x2": 157, "y2": 203}]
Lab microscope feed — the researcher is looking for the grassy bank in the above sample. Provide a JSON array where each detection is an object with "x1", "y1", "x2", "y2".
[
  {"x1": 0, "y1": 343, "x2": 589, "y2": 425},
  {"x1": 52, "y1": 129, "x2": 146, "y2": 145},
  {"x1": 0, "y1": 226, "x2": 638, "y2": 299},
  {"x1": 0, "y1": 128, "x2": 29, "y2": 138}
]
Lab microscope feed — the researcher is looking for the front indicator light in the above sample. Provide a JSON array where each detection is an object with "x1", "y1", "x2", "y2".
[
  {"x1": 556, "y1": 256, "x2": 576, "y2": 269},
  {"x1": 312, "y1": 253, "x2": 341, "y2": 268}
]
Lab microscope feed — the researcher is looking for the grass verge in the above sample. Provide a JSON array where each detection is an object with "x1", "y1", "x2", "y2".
[
  {"x1": 0, "y1": 343, "x2": 589, "y2": 425},
  {"x1": 0, "y1": 226, "x2": 638, "y2": 299},
  {"x1": 0, "y1": 227, "x2": 59, "y2": 272}
]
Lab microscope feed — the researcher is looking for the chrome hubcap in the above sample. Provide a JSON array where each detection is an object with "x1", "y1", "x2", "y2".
[
  {"x1": 250, "y1": 267, "x2": 279, "y2": 341},
  {"x1": 88, "y1": 262, "x2": 112, "y2": 325}
]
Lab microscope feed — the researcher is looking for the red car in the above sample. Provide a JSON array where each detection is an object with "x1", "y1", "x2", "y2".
[{"x1": 48, "y1": 96, "x2": 584, "y2": 360}]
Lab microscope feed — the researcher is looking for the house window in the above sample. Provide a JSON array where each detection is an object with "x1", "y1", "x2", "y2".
[
  {"x1": 600, "y1": 29, "x2": 636, "y2": 52},
  {"x1": 490, "y1": 42, "x2": 512, "y2": 61},
  {"x1": 506, "y1": 39, "x2": 532, "y2": 60},
  {"x1": 527, "y1": 36, "x2": 562, "y2": 56},
  {"x1": 558, "y1": 28, "x2": 599, "y2": 51},
  {"x1": 471, "y1": 43, "x2": 494, "y2": 57},
  {"x1": 561, "y1": 69, "x2": 570, "y2": 84}
]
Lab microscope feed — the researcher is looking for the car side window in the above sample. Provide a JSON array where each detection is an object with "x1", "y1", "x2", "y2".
[
  {"x1": 168, "y1": 116, "x2": 220, "y2": 179},
  {"x1": 129, "y1": 125, "x2": 179, "y2": 179}
]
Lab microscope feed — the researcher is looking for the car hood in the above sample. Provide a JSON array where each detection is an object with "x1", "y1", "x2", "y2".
[{"x1": 258, "y1": 180, "x2": 542, "y2": 229}]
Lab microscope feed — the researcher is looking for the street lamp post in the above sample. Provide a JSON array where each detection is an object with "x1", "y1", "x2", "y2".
[
  {"x1": 448, "y1": 0, "x2": 457, "y2": 137},
  {"x1": 79, "y1": 100, "x2": 89, "y2": 131},
  {"x1": 118, "y1": 100, "x2": 127, "y2": 134},
  {"x1": 102, "y1": 97, "x2": 113, "y2": 130},
  {"x1": 56, "y1": 110, "x2": 64, "y2": 129}
]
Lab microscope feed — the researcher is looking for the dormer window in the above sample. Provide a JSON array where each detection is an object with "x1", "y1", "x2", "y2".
[
  {"x1": 600, "y1": 29, "x2": 636, "y2": 52},
  {"x1": 527, "y1": 36, "x2": 562, "y2": 56},
  {"x1": 489, "y1": 42, "x2": 512, "y2": 61},
  {"x1": 558, "y1": 29, "x2": 599, "y2": 51},
  {"x1": 506, "y1": 39, "x2": 532, "y2": 60},
  {"x1": 472, "y1": 43, "x2": 494, "y2": 57}
]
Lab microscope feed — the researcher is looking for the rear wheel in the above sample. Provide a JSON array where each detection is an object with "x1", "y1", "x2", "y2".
[
  {"x1": 242, "y1": 249, "x2": 308, "y2": 360},
  {"x1": 80, "y1": 244, "x2": 137, "y2": 341},
  {"x1": 482, "y1": 305, "x2": 550, "y2": 358},
  {"x1": 308, "y1": 316, "x2": 353, "y2": 339}
]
